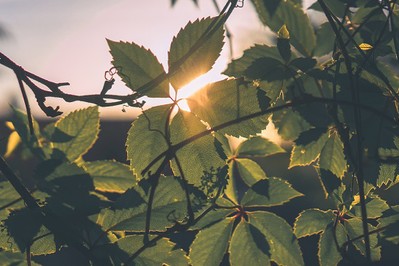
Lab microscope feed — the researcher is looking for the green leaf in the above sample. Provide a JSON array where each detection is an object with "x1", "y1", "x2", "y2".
[
  {"x1": 377, "y1": 161, "x2": 397, "y2": 187},
  {"x1": 318, "y1": 222, "x2": 346, "y2": 266},
  {"x1": 350, "y1": 196, "x2": 389, "y2": 219},
  {"x1": 289, "y1": 57, "x2": 317, "y2": 72},
  {"x1": 272, "y1": 108, "x2": 312, "y2": 141},
  {"x1": 344, "y1": 218, "x2": 381, "y2": 261},
  {"x1": 378, "y1": 207, "x2": 399, "y2": 245},
  {"x1": 0, "y1": 208, "x2": 56, "y2": 255},
  {"x1": 190, "y1": 218, "x2": 234, "y2": 266},
  {"x1": 313, "y1": 22, "x2": 335, "y2": 57},
  {"x1": 84, "y1": 161, "x2": 135, "y2": 193},
  {"x1": 0, "y1": 250, "x2": 40, "y2": 266},
  {"x1": 289, "y1": 129, "x2": 329, "y2": 168},
  {"x1": 242, "y1": 177, "x2": 303, "y2": 207},
  {"x1": 0, "y1": 181, "x2": 25, "y2": 220},
  {"x1": 169, "y1": 17, "x2": 224, "y2": 91},
  {"x1": 108, "y1": 235, "x2": 189, "y2": 265},
  {"x1": 126, "y1": 105, "x2": 171, "y2": 180},
  {"x1": 214, "y1": 132, "x2": 233, "y2": 159},
  {"x1": 107, "y1": 39, "x2": 169, "y2": 97},
  {"x1": 223, "y1": 45, "x2": 282, "y2": 77},
  {"x1": 191, "y1": 208, "x2": 234, "y2": 230},
  {"x1": 244, "y1": 57, "x2": 292, "y2": 81},
  {"x1": 3, "y1": 130, "x2": 21, "y2": 158},
  {"x1": 249, "y1": 211, "x2": 304, "y2": 266},
  {"x1": 315, "y1": 168, "x2": 342, "y2": 196},
  {"x1": 170, "y1": 110, "x2": 225, "y2": 187},
  {"x1": 188, "y1": 79, "x2": 269, "y2": 137},
  {"x1": 294, "y1": 209, "x2": 335, "y2": 238},
  {"x1": 251, "y1": 0, "x2": 316, "y2": 56},
  {"x1": 10, "y1": 107, "x2": 45, "y2": 159},
  {"x1": 229, "y1": 219, "x2": 270, "y2": 265},
  {"x1": 225, "y1": 161, "x2": 240, "y2": 204},
  {"x1": 232, "y1": 158, "x2": 266, "y2": 186},
  {"x1": 35, "y1": 162, "x2": 99, "y2": 214},
  {"x1": 52, "y1": 106, "x2": 99, "y2": 162},
  {"x1": 319, "y1": 132, "x2": 347, "y2": 178},
  {"x1": 236, "y1": 136, "x2": 285, "y2": 157},
  {"x1": 97, "y1": 176, "x2": 187, "y2": 232}
]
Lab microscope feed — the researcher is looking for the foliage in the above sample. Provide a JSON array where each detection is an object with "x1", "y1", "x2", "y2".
[{"x1": 1, "y1": 0, "x2": 399, "y2": 265}]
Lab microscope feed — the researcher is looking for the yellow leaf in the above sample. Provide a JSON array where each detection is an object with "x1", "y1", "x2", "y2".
[
  {"x1": 278, "y1": 24, "x2": 290, "y2": 39},
  {"x1": 359, "y1": 43, "x2": 373, "y2": 51},
  {"x1": 4, "y1": 131, "x2": 21, "y2": 158},
  {"x1": 5, "y1": 121, "x2": 15, "y2": 130}
]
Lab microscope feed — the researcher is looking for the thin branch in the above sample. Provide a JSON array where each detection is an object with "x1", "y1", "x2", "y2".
[
  {"x1": 0, "y1": 156, "x2": 40, "y2": 210},
  {"x1": 15, "y1": 73, "x2": 34, "y2": 135},
  {"x1": 26, "y1": 245, "x2": 32, "y2": 266},
  {"x1": 318, "y1": 0, "x2": 371, "y2": 261},
  {"x1": 143, "y1": 156, "x2": 170, "y2": 244},
  {"x1": 174, "y1": 155, "x2": 194, "y2": 223}
]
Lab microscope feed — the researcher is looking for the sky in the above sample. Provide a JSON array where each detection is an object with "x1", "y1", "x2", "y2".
[{"x1": 0, "y1": 0, "x2": 314, "y2": 119}]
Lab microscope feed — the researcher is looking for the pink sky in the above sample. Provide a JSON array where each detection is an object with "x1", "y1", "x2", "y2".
[{"x1": 0, "y1": 0, "x2": 314, "y2": 119}]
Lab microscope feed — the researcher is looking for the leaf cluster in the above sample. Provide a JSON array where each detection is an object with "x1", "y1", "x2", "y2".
[{"x1": 1, "y1": 0, "x2": 399, "y2": 265}]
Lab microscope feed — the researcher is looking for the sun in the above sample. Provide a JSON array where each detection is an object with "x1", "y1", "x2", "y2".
[{"x1": 175, "y1": 71, "x2": 225, "y2": 112}]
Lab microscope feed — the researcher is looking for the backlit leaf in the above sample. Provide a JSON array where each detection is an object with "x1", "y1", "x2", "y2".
[
  {"x1": 109, "y1": 235, "x2": 189, "y2": 265},
  {"x1": 294, "y1": 209, "x2": 335, "y2": 238},
  {"x1": 236, "y1": 136, "x2": 285, "y2": 157},
  {"x1": 225, "y1": 161, "x2": 240, "y2": 204},
  {"x1": 232, "y1": 158, "x2": 266, "y2": 186},
  {"x1": 378, "y1": 207, "x2": 399, "y2": 245},
  {"x1": 249, "y1": 211, "x2": 304, "y2": 266},
  {"x1": 98, "y1": 176, "x2": 187, "y2": 232},
  {"x1": 272, "y1": 108, "x2": 312, "y2": 141},
  {"x1": 244, "y1": 57, "x2": 291, "y2": 82},
  {"x1": 188, "y1": 79, "x2": 269, "y2": 137},
  {"x1": 84, "y1": 161, "x2": 135, "y2": 193},
  {"x1": 169, "y1": 17, "x2": 224, "y2": 91},
  {"x1": 290, "y1": 129, "x2": 329, "y2": 168},
  {"x1": 190, "y1": 218, "x2": 234, "y2": 266},
  {"x1": 319, "y1": 133, "x2": 347, "y2": 178},
  {"x1": 52, "y1": 106, "x2": 99, "y2": 162},
  {"x1": 126, "y1": 105, "x2": 171, "y2": 180},
  {"x1": 242, "y1": 177, "x2": 303, "y2": 207},
  {"x1": 190, "y1": 208, "x2": 234, "y2": 230},
  {"x1": 345, "y1": 218, "x2": 381, "y2": 261},
  {"x1": 318, "y1": 223, "x2": 346, "y2": 266},
  {"x1": 170, "y1": 110, "x2": 225, "y2": 187},
  {"x1": 223, "y1": 45, "x2": 282, "y2": 77},
  {"x1": 0, "y1": 181, "x2": 25, "y2": 220},
  {"x1": 0, "y1": 251, "x2": 40, "y2": 266},
  {"x1": 350, "y1": 196, "x2": 389, "y2": 219},
  {"x1": 229, "y1": 219, "x2": 270, "y2": 265},
  {"x1": 107, "y1": 40, "x2": 169, "y2": 97},
  {"x1": 0, "y1": 208, "x2": 56, "y2": 255}
]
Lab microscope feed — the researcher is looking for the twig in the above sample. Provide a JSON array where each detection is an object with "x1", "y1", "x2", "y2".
[
  {"x1": 318, "y1": 0, "x2": 371, "y2": 261},
  {"x1": 174, "y1": 155, "x2": 195, "y2": 223}
]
